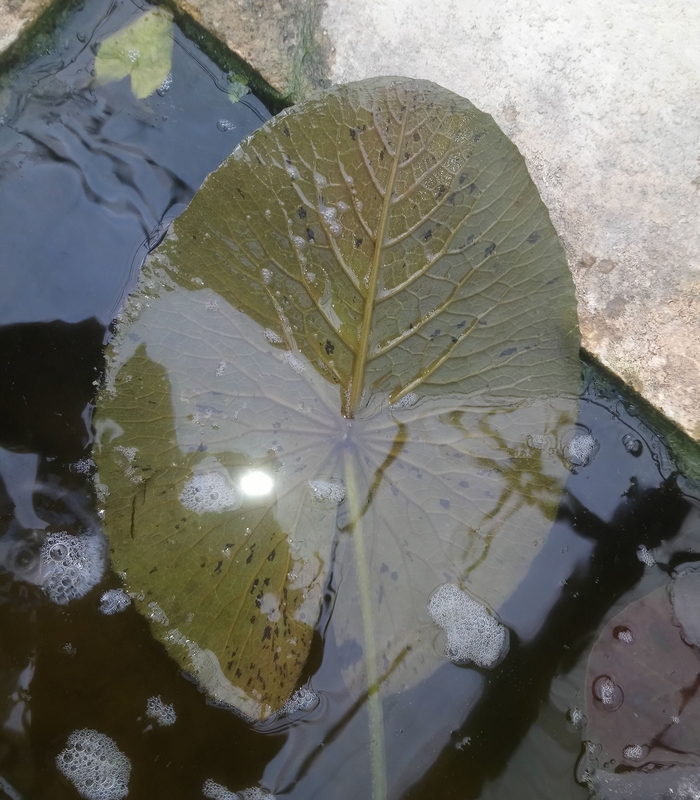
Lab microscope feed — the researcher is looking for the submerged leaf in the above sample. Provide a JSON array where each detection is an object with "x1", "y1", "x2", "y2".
[
  {"x1": 94, "y1": 9, "x2": 173, "y2": 99},
  {"x1": 94, "y1": 77, "x2": 580, "y2": 720},
  {"x1": 584, "y1": 586, "x2": 700, "y2": 773}
]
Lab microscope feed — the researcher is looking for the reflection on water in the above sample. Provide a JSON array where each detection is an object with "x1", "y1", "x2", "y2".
[{"x1": 1, "y1": 2, "x2": 700, "y2": 799}]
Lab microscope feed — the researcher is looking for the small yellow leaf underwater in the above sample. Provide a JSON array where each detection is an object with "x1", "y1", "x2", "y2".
[{"x1": 94, "y1": 8, "x2": 174, "y2": 99}]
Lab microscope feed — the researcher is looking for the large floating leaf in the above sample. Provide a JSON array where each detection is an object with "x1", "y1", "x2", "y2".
[
  {"x1": 94, "y1": 8, "x2": 173, "y2": 100},
  {"x1": 94, "y1": 78, "x2": 580, "y2": 722}
]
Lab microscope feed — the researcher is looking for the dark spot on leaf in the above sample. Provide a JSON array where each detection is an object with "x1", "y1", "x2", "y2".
[
  {"x1": 451, "y1": 336, "x2": 458, "y2": 343},
  {"x1": 473, "y1": 130, "x2": 484, "y2": 142},
  {"x1": 413, "y1": 131, "x2": 421, "y2": 142},
  {"x1": 250, "y1": 616, "x2": 256, "y2": 624},
  {"x1": 325, "y1": 340, "x2": 334, "y2": 355},
  {"x1": 263, "y1": 577, "x2": 270, "y2": 586},
  {"x1": 249, "y1": 579, "x2": 259, "y2": 594},
  {"x1": 236, "y1": 187, "x2": 245, "y2": 199},
  {"x1": 298, "y1": 207, "x2": 307, "y2": 219},
  {"x1": 225, "y1": 543, "x2": 234, "y2": 549},
  {"x1": 527, "y1": 231, "x2": 540, "y2": 244},
  {"x1": 459, "y1": 480, "x2": 470, "y2": 488},
  {"x1": 227, "y1": 660, "x2": 233, "y2": 671},
  {"x1": 391, "y1": 571, "x2": 398, "y2": 581},
  {"x1": 267, "y1": 549, "x2": 276, "y2": 562},
  {"x1": 436, "y1": 184, "x2": 446, "y2": 198},
  {"x1": 380, "y1": 562, "x2": 389, "y2": 573},
  {"x1": 423, "y1": 229, "x2": 432, "y2": 242},
  {"x1": 354, "y1": 236, "x2": 363, "y2": 248},
  {"x1": 235, "y1": 668, "x2": 242, "y2": 678},
  {"x1": 149, "y1": 566, "x2": 157, "y2": 574},
  {"x1": 349, "y1": 127, "x2": 356, "y2": 140},
  {"x1": 478, "y1": 319, "x2": 487, "y2": 325},
  {"x1": 379, "y1": 149, "x2": 385, "y2": 161},
  {"x1": 306, "y1": 228, "x2": 315, "y2": 242},
  {"x1": 484, "y1": 243, "x2": 496, "y2": 258},
  {"x1": 429, "y1": 329, "x2": 441, "y2": 339},
  {"x1": 440, "y1": 499, "x2": 450, "y2": 509},
  {"x1": 467, "y1": 183, "x2": 477, "y2": 195},
  {"x1": 283, "y1": 126, "x2": 290, "y2": 138},
  {"x1": 457, "y1": 320, "x2": 466, "y2": 329},
  {"x1": 404, "y1": 151, "x2": 411, "y2": 160},
  {"x1": 200, "y1": 562, "x2": 205, "y2": 568},
  {"x1": 197, "y1": 443, "x2": 207, "y2": 452},
  {"x1": 214, "y1": 561, "x2": 223, "y2": 574}
]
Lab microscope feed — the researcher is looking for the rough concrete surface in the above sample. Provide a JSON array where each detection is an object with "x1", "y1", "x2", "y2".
[
  {"x1": 323, "y1": 0, "x2": 700, "y2": 440},
  {"x1": 172, "y1": 0, "x2": 331, "y2": 99},
  {"x1": 0, "y1": 0, "x2": 52, "y2": 55}
]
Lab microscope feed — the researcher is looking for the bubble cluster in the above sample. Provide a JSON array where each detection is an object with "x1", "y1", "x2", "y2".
[
  {"x1": 56, "y1": 729, "x2": 130, "y2": 800},
  {"x1": 180, "y1": 472, "x2": 240, "y2": 515},
  {"x1": 390, "y1": 392, "x2": 418, "y2": 410},
  {"x1": 593, "y1": 675, "x2": 624, "y2": 710},
  {"x1": 280, "y1": 686, "x2": 318, "y2": 716},
  {"x1": 145, "y1": 695, "x2": 176, "y2": 726},
  {"x1": 203, "y1": 780, "x2": 238, "y2": 800},
  {"x1": 156, "y1": 73, "x2": 172, "y2": 95},
  {"x1": 203, "y1": 781, "x2": 276, "y2": 800},
  {"x1": 308, "y1": 478, "x2": 345, "y2": 505},
  {"x1": 264, "y1": 329, "x2": 283, "y2": 344},
  {"x1": 623, "y1": 744, "x2": 644, "y2": 760},
  {"x1": 637, "y1": 545, "x2": 655, "y2": 566},
  {"x1": 622, "y1": 433, "x2": 643, "y2": 456},
  {"x1": 613, "y1": 625, "x2": 635, "y2": 644},
  {"x1": 568, "y1": 707, "x2": 586, "y2": 728},
  {"x1": 563, "y1": 434, "x2": 598, "y2": 467},
  {"x1": 40, "y1": 531, "x2": 107, "y2": 606},
  {"x1": 99, "y1": 588, "x2": 131, "y2": 615},
  {"x1": 217, "y1": 119, "x2": 236, "y2": 133},
  {"x1": 427, "y1": 583, "x2": 508, "y2": 668}
]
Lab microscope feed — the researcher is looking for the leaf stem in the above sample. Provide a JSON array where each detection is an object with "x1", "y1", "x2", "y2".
[{"x1": 343, "y1": 448, "x2": 387, "y2": 800}]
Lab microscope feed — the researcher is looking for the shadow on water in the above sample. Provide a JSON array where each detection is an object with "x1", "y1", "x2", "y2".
[{"x1": 1, "y1": 0, "x2": 700, "y2": 797}]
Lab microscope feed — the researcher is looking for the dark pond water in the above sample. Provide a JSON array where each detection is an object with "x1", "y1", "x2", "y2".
[{"x1": 1, "y1": 1, "x2": 700, "y2": 799}]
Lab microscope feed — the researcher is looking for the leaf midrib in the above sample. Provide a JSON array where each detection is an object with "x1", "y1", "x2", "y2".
[{"x1": 346, "y1": 110, "x2": 408, "y2": 418}]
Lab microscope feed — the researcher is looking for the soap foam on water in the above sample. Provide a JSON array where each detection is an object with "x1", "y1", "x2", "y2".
[
  {"x1": 145, "y1": 695, "x2": 176, "y2": 726},
  {"x1": 56, "y1": 729, "x2": 130, "y2": 800},
  {"x1": 203, "y1": 781, "x2": 275, "y2": 800},
  {"x1": 427, "y1": 583, "x2": 508, "y2": 667},
  {"x1": 180, "y1": 472, "x2": 240, "y2": 515},
  {"x1": 279, "y1": 686, "x2": 318, "y2": 716},
  {"x1": 308, "y1": 478, "x2": 345, "y2": 505},
  {"x1": 41, "y1": 531, "x2": 107, "y2": 606},
  {"x1": 623, "y1": 744, "x2": 644, "y2": 760},
  {"x1": 637, "y1": 545, "x2": 655, "y2": 566},
  {"x1": 563, "y1": 434, "x2": 598, "y2": 467},
  {"x1": 99, "y1": 588, "x2": 131, "y2": 615},
  {"x1": 390, "y1": 392, "x2": 418, "y2": 410}
]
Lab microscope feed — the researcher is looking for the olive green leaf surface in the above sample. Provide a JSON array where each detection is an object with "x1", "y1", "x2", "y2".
[
  {"x1": 94, "y1": 77, "x2": 581, "y2": 722},
  {"x1": 94, "y1": 8, "x2": 173, "y2": 99}
]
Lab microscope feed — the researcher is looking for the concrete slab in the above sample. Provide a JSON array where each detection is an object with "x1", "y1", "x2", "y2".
[
  {"x1": 322, "y1": 0, "x2": 700, "y2": 441},
  {"x1": 0, "y1": 0, "x2": 53, "y2": 56}
]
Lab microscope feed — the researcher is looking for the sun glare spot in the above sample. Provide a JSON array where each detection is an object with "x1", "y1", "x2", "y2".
[{"x1": 240, "y1": 470, "x2": 274, "y2": 497}]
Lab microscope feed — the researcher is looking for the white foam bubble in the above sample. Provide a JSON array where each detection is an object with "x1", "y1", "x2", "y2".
[
  {"x1": 308, "y1": 478, "x2": 345, "y2": 505},
  {"x1": 242, "y1": 790, "x2": 275, "y2": 800},
  {"x1": 264, "y1": 329, "x2": 283, "y2": 344},
  {"x1": 99, "y1": 588, "x2": 131, "y2": 615},
  {"x1": 283, "y1": 352, "x2": 305, "y2": 374},
  {"x1": 563, "y1": 434, "x2": 598, "y2": 467},
  {"x1": 390, "y1": 392, "x2": 418, "y2": 410},
  {"x1": 40, "y1": 531, "x2": 107, "y2": 606},
  {"x1": 145, "y1": 695, "x2": 176, "y2": 726},
  {"x1": 203, "y1": 780, "x2": 238, "y2": 800},
  {"x1": 217, "y1": 119, "x2": 236, "y2": 133},
  {"x1": 637, "y1": 545, "x2": 655, "y2": 566},
  {"x1": 56, "y1": 729, "x2": 130, "y2": 800},
  {"x1": 623, "y1": 744, "x2": 644, "y2": 760},
  {"x1": 180, "y1": 472, "x2": 240, "y2": 515},
  {"x1": 148, "y1": 601, "x2": 169, "y2": 626},
  {"x1": 427, "y1": 583, "x2": 508, "y2": 668},
  {"x1": 285, "y1": 163, "x2": 300, "y2": 180},
  {"x1": 279, "y1": 686, "x2": 318, "y2": 715},
  {"x1": 261, "y1": 268, "x2": 272, "y2": 285},
  {"x1": 156, "y1": 73, "x2": 172, "y2": 95}
]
